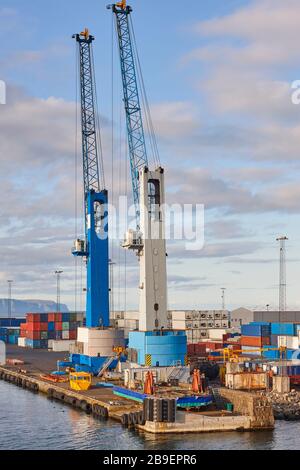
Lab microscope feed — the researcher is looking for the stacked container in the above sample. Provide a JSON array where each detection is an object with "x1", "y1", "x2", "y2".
[
  {"x1": 23, "y1": 312, "x2": 84, "y2": 349},
  {"x1": 0, "y1": 326, "x2": 21, "y2": 344},
  {"x1": 241, "y1": 322, "x2": 271, "y2": 356}
]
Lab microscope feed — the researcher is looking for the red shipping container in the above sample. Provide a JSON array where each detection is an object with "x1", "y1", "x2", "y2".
[
  {"x1": 20, "y1": 330, "x2": 27, "y2": 338},
  {"x1": 27, "y1": 331, "x2": 41, "y2": 340},
  {"x1": 40, "y1": 322, "x2": 48, "y2": 331},
  {"x1": 187, "y1": 344, "x2": 196, "y2": 355},
  {"x1": 48, "y1": 313, "x2": 55, "y2": 322},
  {"x1": 27, "y1": 313, "x2": 41, "y2": 323},
  {"x1": 241, "y1": 336, "x2": 270, "y2": 347},
  {"x1": 55, "y1": 322, "x2": 62, "y2": 331},
  {"x1": 26, "y1": 322, "x2": 40, "y2": 332},
  {"x1": 69, "y1": 330, "x2": 77, "y2": 340},
  {"x1": 55, "y1": 313, "x2": 62, "y2": 322}
]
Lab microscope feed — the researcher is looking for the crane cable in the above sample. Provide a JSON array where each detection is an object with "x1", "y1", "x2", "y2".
[
  {"x1": 110, "y1": 12, "x2": 115, "y2": 316},
  {"x1": 74, "y1": 44, "x2": 79, "y2": 314},
  {"x1": 91, "y1": 43, "x2": 106, "y2": 191}
]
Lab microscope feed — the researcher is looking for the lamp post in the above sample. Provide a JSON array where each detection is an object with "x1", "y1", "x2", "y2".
[
  {"x1": 7, "y1": 280, "x2": 13, "y2": 326},
  {"x1": 55, "y1": 271, "x2": 63, "y2": 313}
]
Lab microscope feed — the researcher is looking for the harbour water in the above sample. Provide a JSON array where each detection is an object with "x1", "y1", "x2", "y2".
[{"x1": 0, "y1": 380, "x2": 299, "y2": 450}]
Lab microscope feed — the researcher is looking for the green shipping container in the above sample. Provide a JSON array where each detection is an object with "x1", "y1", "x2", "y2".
[
  {"x1": 40, "y1": 331, "x2": 48, "y2": 340},
  {"x1": 62, "y1": 322, "x2": 69, "y2": 331}
]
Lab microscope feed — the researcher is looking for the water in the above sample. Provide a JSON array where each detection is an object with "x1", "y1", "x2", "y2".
[{"x1": 0, "y1": 380, "x2": 299, "y2": 450}]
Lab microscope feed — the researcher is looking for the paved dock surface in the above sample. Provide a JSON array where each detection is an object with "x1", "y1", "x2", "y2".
[{"x1": 1, "y1": 345, "x2": 274, "y2": 433}]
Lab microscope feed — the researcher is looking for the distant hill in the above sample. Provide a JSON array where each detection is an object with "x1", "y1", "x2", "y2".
[{"x1": 0, "y1": 299, "x2": 69, "y2": 317}]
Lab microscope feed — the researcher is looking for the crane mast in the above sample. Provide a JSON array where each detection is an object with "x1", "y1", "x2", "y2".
[
  {"x1": 108, "y1": 2, "x2": 168, "y2": 332},
  {"x1": 72, "y1": 30, "x2": 109, "y2": 329},
  {"x1": 108, "y1": 2, "x2": 148, "y2": 227}
]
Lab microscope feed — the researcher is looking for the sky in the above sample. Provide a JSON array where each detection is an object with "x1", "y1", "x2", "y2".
[{"x1": 1, "y1": 0, "x2": 300, "y2": 312}]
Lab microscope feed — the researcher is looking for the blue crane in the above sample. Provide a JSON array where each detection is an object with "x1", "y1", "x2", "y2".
[
  {"x1": 72, "y1": 29, "x2": 109, "y2": 329},
  {"x1": 107, "y1": 1, "x2": 149, "y2": 227}
]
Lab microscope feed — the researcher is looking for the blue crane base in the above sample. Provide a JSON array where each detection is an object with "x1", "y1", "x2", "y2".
[
  {"x1": 73, "y1": 190, "x2": 109, "y2": 328},
  {"x1": 128, "y1": 330, "x2": 187, "y2": 367}
]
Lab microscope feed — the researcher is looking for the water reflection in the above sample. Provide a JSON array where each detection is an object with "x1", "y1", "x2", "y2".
[{"x1": 0, "y1": 381, "x2": 299, "y2": 450}]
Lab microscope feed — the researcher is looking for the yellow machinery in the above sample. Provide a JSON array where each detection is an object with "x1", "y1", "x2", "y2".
[
  {"x1": 69, "y1": 372, "x2": 92, "y2": 391},
  {"x1": 222, "y1": 346, "x2": 287, "y2": 363}
]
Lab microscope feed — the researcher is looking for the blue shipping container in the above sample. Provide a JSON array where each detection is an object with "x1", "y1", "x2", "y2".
[
  {"x1": 271, "y1": 323, "x2": 299, "y2": 336},
  {"x1": 241, "y1": 323, "x2": 271, "y2": 337}
]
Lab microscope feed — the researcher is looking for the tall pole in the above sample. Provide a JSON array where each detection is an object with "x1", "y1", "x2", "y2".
[
  {"x1": 277, "y1": 236, "x2": 288, "y2": 316},
  {"x1": 55, "y1": 271, "x2": 63, "y2": 313},
  {"x1": 7, "y1": 280, "x2": 13, "y2": 326},
  {"x1": 221, "y1": 288, "x2": 226, "y2": 311}
]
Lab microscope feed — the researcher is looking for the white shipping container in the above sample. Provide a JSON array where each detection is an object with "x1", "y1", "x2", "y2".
[
  {"x1": 62, "y1": 331, "x2": 70, "y2": 340},
  {"x1": 278, "y1": 336, "x2": 299, "y2": 350},
  {"x1": 172, "y1": 320, "x2": 186, "y2": 330},
  {"x1": 124, "y1": 311, "x2": 139, "y2": 321},
  {"x1": 208, "y1": 328, "x2": 228, "y2": 340},
  {"x1": 171, "y1": 311, "x2": 186, "y2": 321},
  {"x1": 18, "y1": 337, "x2": 26, "y2": 348},
  {"x1": 52, "y1": 340, "x2": 76, "y2": 352},
  {"x1": 125, "y1": 319, "x2": 139, "y2": 329}
]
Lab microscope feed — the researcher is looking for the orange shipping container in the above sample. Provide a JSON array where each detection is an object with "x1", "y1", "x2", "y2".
[
  {"x1": 241, "y1": 336, "x2": 270, "y2": 347},
  {"x1": 27, "y1": 331, "x2": 41, "y2": 340},
  {"x1": 27, "y1": 314, "x2": 41, "y2": 323},
  {"x1": 48, "y1": 313, "x2": 55, "y2": 322}
]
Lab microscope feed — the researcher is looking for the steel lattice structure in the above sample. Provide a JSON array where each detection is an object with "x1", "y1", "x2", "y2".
[
  {"x1": 277, "y1": 236, "x2": 288, "y2": 313},
  {"x1": 109, "y1": 3, "x2": 148, "y2": 224},
  {"x1": 74, "y1": 32, "x2": 101, "y2": 200},
  {"x1": 72, "y1": 30, "x2": 109, "y2": 328}
]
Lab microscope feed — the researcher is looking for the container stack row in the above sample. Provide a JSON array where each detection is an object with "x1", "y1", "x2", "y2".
[
  {"x1": 0, "y1": 318, "x2": 26, "y2": 344},
  {"x1": 0, "y1": 327, "x2": 21, "y2": 344},
  {"x1": 20, "y1": 312, "x2": 84, "y2": 349},
  {"x1": 187, "y1": 333, "x2": 241, "y2": 358},
  {"x1": 240, "y1": 322, "x2": 300, "y2": 359}
]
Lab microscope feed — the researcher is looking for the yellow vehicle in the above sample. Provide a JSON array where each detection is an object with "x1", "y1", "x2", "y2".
[{"x1": 69, "y1": 372, "x2": 92, "y2": 391}]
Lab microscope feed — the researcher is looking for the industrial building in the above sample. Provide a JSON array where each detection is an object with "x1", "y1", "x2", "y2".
[{"x1": 231, "y1": 308, "x2": 300, "y2": 328}]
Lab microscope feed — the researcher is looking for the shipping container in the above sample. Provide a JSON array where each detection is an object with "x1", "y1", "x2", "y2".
[
  {"x1": 241, "y1": 323, "x2": 271, "y2": 337},
  {"x1": 241, "y1": 336, "x2": 270, "y2": 347},
  {"x1": 62, "y1": 322, "x2": 69, "y2": 331},
  {"x1": 271, "y1": 323, "x2": 300, "y2": 336},
  {"x1": 62, "y1": 331, "x2": 70, "y2": 340},
  {"x1": 55, "y1": 322, "x2": 63, "y2": 331},
  {"x1": 277, "y1": 336, "x2": 299, "y2": 349},
  {"x1": 27, "y1": 314, "x2": 41, "y2": 323},
  {"x1": 27, "y1": 331, "x2": 41, "y2": 340},
  {"x1": 69, "y1": 330, "x2": 77, "y2": 340}
]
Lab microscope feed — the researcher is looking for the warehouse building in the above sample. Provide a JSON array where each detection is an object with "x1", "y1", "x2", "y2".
[{"x1": 231, "y1": 308, "x2": 300, "y2": 328}]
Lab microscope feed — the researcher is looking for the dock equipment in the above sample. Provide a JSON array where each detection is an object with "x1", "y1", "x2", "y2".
[
  {"x1": 72, "y1": 29, "x2": 109, "y2": 328},
  {"x1": 70, "y1": 372, "x2": 92, "y2": 391}
]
